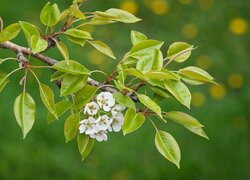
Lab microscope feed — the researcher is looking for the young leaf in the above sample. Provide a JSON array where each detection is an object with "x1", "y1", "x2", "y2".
[
  {"x1": 164, "y1": 80, "x2": 191, "y2": 109},
  {"x1": 95, "y1": 11, "x2": 118, "y2": 18},
  {"x1": 77, "y1": 134, "x2": 95, "y2": 161},
  {"x1": 105, "y1": 8, "x2": 142, "y2": 23},
  {"x1": 179, "y1": 75, "x2": 205, "y2": 85},
  {"x1": 60, "y1": 74, "x2": 88, "y2": 96},
  {"x1": 40, "y1": 2, "x2": 60, "y2": 26},
  {"x1": 165, "y1": 111, "x2": 209, "y2": 139},
  {"x1": 31, "y1": 35, "x2": 48, "y2": 53},
  {"x1": 47, "y1": 100, "x2": 72, "y2": 124},
  {"x1": 74, "y1": 85, "x2": 98, "y2": 109},
  {"x1": 155, "y1": 130, "x2": 181, "y2": 168},
  {"x1": 123, "y1": 108, "x2": 145, "y2": 135},
  {"x1": 19, "y1": 21, "x2": 40, "y2": 48},
  {"x1": 113, "y1": 92, "x2": 135, "y2": 109},
  {"x1": 131, "y1": 30, "x2": 147, "y2": 46},
  {"x1": 88, "y1": 41, "x2": 116, "y2": 59},
  {"x1": 50, "y1": 71, "x2": 65, "y2": 82},
  {"x1": 55, "y1": 41, "x2": 69, "y2": 61},
  {"x1": 117, "y1": 64, "x2": 127, "y2": 84},
  {"x1": 64, "y1": 113, "x2": 80, "y2": 142},
  {"x1": 52, "y1": 60, "x2": 89, "y2": 75},
  {"x1": 145, "y1": 70, "x2": 179, "y2": 80},
  {"x1": 167, "y1": 42, "x2": 194, "y2": 63},
  {"x1": 66, "y1": 35, "x2": 86, "y2": 46},
  {"x1": 0, "y1": 74, "x2": 9, "y2": 92},
  {"x1": 39, "y1": 83, "x2": 57, "y2": 119},
  {"x1": 178, "y1": 66, "x2": 217, "y2": 84},
  {"x1": 64, "y1": 29, "x2": 92, "y2": 40},
  {"x1": 69, "y1": 1, "x2": 86, "y2": 19},
  {"x1": 13, "y1": 92, "x2": 36, "y2": 139},
  {"x1": 0, "y1": 23, "x2": 21, "y2": 43},
  {"x1": 137, "y1": 94, "x2": 162, "y2": 118},
  {"x1": 151, "y1": 86, "x2": 172, "y2": 99},
  {"x1": 123, "y1": 68, "x2": 146, "y2": 81}
]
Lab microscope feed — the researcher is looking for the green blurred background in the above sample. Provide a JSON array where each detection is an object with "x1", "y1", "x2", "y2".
[{"x1": 0, "y1": 0, "x2": 249, "y2": 179}]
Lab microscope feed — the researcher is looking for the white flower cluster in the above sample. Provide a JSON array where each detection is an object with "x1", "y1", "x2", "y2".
[{"x1": 79, "y1": 92, "x2": 125, "y2": 142}]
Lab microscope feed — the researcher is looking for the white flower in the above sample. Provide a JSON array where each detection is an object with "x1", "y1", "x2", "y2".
[
  {"x1": 97, "y1": 92, "x2": 115, "y2": 112},
  {"x1": 111, "y1": 104, "x2": 126, "y2": 117},
  {"x1": 96, "y1": 115, "x2": 113, "y2": 131},
  {"x1": 90, "y1": 130, "x2": 108, "y2": 142},
  {"x1": 84, "y1": 101, "x2": 99, "y2": 115},
  {"x1": 79, "y1": 117, "x2": 99, "y2": 135},
  {"x1": 108, "y1": 113, "x2": 124, "y2": 132}
]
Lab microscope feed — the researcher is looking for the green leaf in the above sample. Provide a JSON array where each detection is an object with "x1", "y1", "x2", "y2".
[
  {"x1": 0, "y1": 74, "x2": 9, "y2": 92},
  {"x1": 39, "y1": 83, "x2": 57, "y2": 119},
  {"x1": 50, "y1": 71, "x2": 65, "y2": 81},
  {"x1": 77, "y1": 134, "x2": 95, "y2": 161},
  {"x1": 95, "y1": 11, "x2": 118, "y2": 18},
  {"x1": 145, "y1": 70, "x2": 179, "y2": 80},
  {"x1": 164, "y1": 80, "x2": 191, "y2": 109},
  {"x1": 47, "y1": 100, "x2": 72, "y2": 124},
  {"x1": 69, "y1": 1, "x2": 86, "y2": 19},
  {"x1": 0, "y1": 59, "x2": 8, "y2": 65},
  {"x1": 113, "y1": 92, "x2": 135, "y2": 109},
  {"x1": 87, "y1": 17, "x2": 115, "y2": 26},
  {"x1": 64, "y1": 113, "x2": 80, "y2": 142},
  {"x1": 0, "y1": 23, "x2": 21, "y2": 43},
  {"x1": 74, "y1": 85, "x2": 98, "y2": 109},
  {"x1": 180, "y1": 75, "x2": 205, "y2": 85},
  {"x1": 40, "y1": 2, "x2": 60, "y2": 26},
  {"x1": 60, "y1": 74, "x2": 88, "y2": 96},
  {"x1": 105, "y1": 8, "x2": 141, "y2": 23},
  {"x1": 136, "y1": 49, "x2": 163, "y2": 73},
  {"x1": 55, "y1": 41, "x2": 69, "y2": 61},
  {"x1": 123, "y1": 108, "x2": 145, "y2": 135},
  {"x1": 88, "y1": 41, "x2": 116, "y2": 59},
  {"x1": 155, "y1": 130, "x2": 181, "y2": 168},
  {"x1": 19, "y1": 21, "x2": 40, "y2": 47},
  {"x1": 123, "y1": 68, "x2": 146, "y2": 80},
  {"x1": 30, "y1": 35, "x2": 48, "y2": 53},
  {"x1": 137, "y1": 94, "x2": 162, "y2": 118},
  {"x1": 151, "y1": 86, "x2": 172, "y2": 99},
  {"x1": 167, "y1": 42, "x2": 194, "y2": 63},
  {"x1": 131, "y1": 30, "x2": 147, "y2": 46},
  {"x1": 165, "y1": 111, "x2": 209, "y2": 139},
  {"x1": 13, "y1": 92, "x2": 36, "y2": 139},
  {"x1": 117, "y1": 64, "x2": 127, "y2": 84},
  {"x1": 178, "y1": 66, "x2": 217, "y2": 85},
  {"x1": 64, "y1": 29, "x2": 92, "y2": 40},
  {"x1": 66, "y1": 35, "x2": 86, "y2": 46},
  {"x1": 52, "y1": 60, "x2": 89, "y2": 75}
]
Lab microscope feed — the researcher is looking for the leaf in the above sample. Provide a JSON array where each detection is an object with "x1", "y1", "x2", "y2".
[
  {"x1": 131, "y1": 30, "x2": 147, "y2": 46},
  {"x1": 74, "y1": 85, "x2": 98, "y2": 109},
  {"x1": 39, "y1": 83, "x2": 57, "y2": 119},
  {"x1": 88, "y1": 41, "x2": 116, "y2": 59},
  {"x1": 0, "y1": 74, "x2": 9, "y2": 92},
  {"x1": 47, "y1": 100, "x2": 72, "y2": 124},
  {"x1": 30, "y1": 35, "x2": 48, "y2": 53},
  {"x1": 0, "y1": 23, "x2": 21, "y2": 43},
  {"x1": 19, "y1": 21, "x2": 40, "y2": 48},
  {"x1": 178, "y1": 66, "x2": 217, "y2": 84},
  {"x1": 55, "y1": 41, "x2": 69, "y2": 61},
  {"x1": 117, "y1": 64, "x2": 127, "y2": 84},
  {"x1": 123, "y1": 108, "x2": 145, "y2": 135},
  {"x1": 87, "y1": 17, "x2": 115, "y2": 26},
  {"x1": 13, "y1": 93, "x2": 36, "y2": 139},
  {"x1": 40, "y1": 2, "x2": 60, "y2": 26},
  {"x1": 105, "y1": 8, "x2": 141, "y2": 23},
  {"x1": 60, "y1": 74, "x2": 88, "y2": 96},
  {"x1": 137, "y1": 94, "x2": 162, "y2": 118},
  {"x1": 167, "y1": 42, "x2": 194, "y2": 63},
  {"x1": 164, "y1": 80, "x2": 191, "y2": 109},
  {"x1": 66, "y1": 35, "x2": 86, "y2": 46},
  {"x1": 113, "y1": 92, "x2": 135, "y2": 109},
  {"x1": 145, "y1": 70, "x2": 179, "y2": 80},
  {"x1": 52, "y1": 60, "x2": 89, "y2": 75},
  {"x1": 64, "y1": 29, "x2": 92, "y2": 40},
  {"x1": 179, "y1": 75, "x2": 205, "y2": 85},
  {"x1": 69, "y1": 1, "x2": 86, "y2": 19},
  {"x1": 151, "y1": 86, "x2": 172, "y2": 99},
  {"x1": 136, "y1": 49, "x2": 163, "y2": 73},
  {"x1": 155, "y1": 130, "x2": 181, "y2": 168},
  {"x1": 95, "y1": 11, "x2": 118, "y2": 18},
  {"x1": 165, "y1": 111, "x2": 209, "y2": 139},
  {"x1": 77, "y1": 134, "x2": 95, "y2": 161},
  {"x1": 123, "y1": 68, "x2": 146, "y2": 80},
  {"x1": 50, "y1": 71, "x2": 65, "y2": 81},
  {"x1": 64, "y1": 113, "x2": 80, "y2": 142}
]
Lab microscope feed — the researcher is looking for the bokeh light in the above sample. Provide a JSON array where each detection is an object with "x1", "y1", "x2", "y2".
[
  {"x1": 229, "y1": 18, "x2": 248, "y2": 36},
  {"x1": 209, "y1": 84, "x2": 226, "y2": 100},
  {"x1": 120, "y1": 0, "x2": 138, "y2": 15},
  {"x1": 227, "y1": 73, "x2": 244, "y2": 89}
]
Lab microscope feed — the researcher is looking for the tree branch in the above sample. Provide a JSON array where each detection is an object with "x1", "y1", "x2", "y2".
[{"x1": 0, "y1": 41, "x2": 139, "y2": 101}]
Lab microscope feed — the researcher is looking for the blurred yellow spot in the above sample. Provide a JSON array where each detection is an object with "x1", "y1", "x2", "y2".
[
  {"x1": 150, "y1": 0, "x2": 169, "y2": 16},
  {"x1": 198, "y1": 0, "x2": 214, "y2": 10},
  {"x1": 195, "y1": 55, "x2": 212, "y2": 70},
  {"x1": 179, "y1": 0, "x2": 192, "y2": 5},
  {"x1": 181, "y1": 23, "x2": 198, "y2": 39},
  {"x1": 209, "y1": 84, "x2": 226, "y2": 100},
  {"x1": 120, "y1": 0, "x2": 138, "y2": 15},
  {"x1": 233, "y1": 116, "x2": 248, "y2": 130},
  {"x1": 88, "y1": 50, "x2": 105, "y2": 65},
  {"x1": 228, "y1": 73, "x2": 244, "y2": 89},
  {"x1": 192, "y1": 92, "x2": 206, "y2": 107},
  {"x1": 229, "y1": 18, "x2": 248, "y2": 35}
]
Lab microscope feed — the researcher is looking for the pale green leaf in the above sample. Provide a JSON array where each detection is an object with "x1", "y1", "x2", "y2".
[
  {"x1": 105, "y1": 8, "x2": 141, "y2": 23},
  {"x1": 69, "y1": 1, "x2": 86, "y2": 19},
  {"x1": 131, "y1": 30, "x2": 147, "y2": 46},
  {"x1": 88, "y1": 41, "x2": 116, "y2": 59},
  {"x1": 64, "y1": 29, "x2": 92, "y2": 40},
  {"x1": 0, "y1": 23, "x2": 21, "y2": 43},
  {"x1": 64, "y1": 113, "x2": 80, "y2": 142},
  {"x1": 123, "y1": 68, "x2": 146, "y2": 80},
  {"x1": 31, "y1": 35, "x2": 48, "y2": 53},
  {"x1": 14, "y1": 92, "x2": 36, "y2": 139},
  {"x1": 19, "y1": 21, "x2": 40, "y2": 48},
  {"x1": 55, "y1": 41, "x2": 69, "y2": 61},
  {"x1": 66, "y1": 35, "x2": 86, "y2": 46},
  {"x1": 40, "y1": 2, "x2": 60, "y2": 26},
  {"x1": 52, "y1": 60, "x2": 89, "y2": 75},
  {"x1": 78, "y1": 133, "x2": 95, "y2": 161},
  {"x1": 155, "y1": 130, "x2": 181, "y2": 168},
  {"x1": 0, "y1": 74, "x2": 9, "y2": 92},
  {"x1": 145, "y1": 70, "x2": 179, "y2": 80},
  {"x1": 167, "y1": 42, "x2": 194, "y2": 63},
  {"x1": 50, "y1": 71, "x2": 65, "y2": 82},
  {"x1": 113, "y1": 92, "x2": 135, "y2": 109}
]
